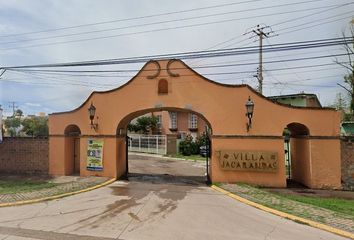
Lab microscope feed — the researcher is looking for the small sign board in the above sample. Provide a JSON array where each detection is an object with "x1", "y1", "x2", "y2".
[
  {"x1": 216, "y1": 150, "x2": 278, "y2": 172},
  {"x1": 87, "y1": 139, "x2": 104, "y2": 171}
]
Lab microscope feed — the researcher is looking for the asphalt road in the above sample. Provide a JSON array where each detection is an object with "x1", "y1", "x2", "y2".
[{"x1": 0, "y1": 153, "x2": 349, "y2": 240}]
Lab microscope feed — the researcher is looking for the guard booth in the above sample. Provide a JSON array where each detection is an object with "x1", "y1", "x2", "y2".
[{"x1": 48, "y1": 59, "x2": 342, "y2": 189}]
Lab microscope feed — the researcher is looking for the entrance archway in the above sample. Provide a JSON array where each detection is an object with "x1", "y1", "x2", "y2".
[
  {"x1": 49, "y1": 59, "x2": 342, "y2": 189},
  {"x1": 283, "y1": 123, "x2": 310, "y2": 187},
  {"x1": 64, "y1": 124, "x2": 81, "y2": 175},
  {"x1": 116, "y1": 107, "x2": 212, "y2": 183}
]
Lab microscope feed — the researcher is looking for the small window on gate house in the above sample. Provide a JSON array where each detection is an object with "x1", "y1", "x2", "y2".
[
  {"x1": 156, "y1": 115, "x2": 162, "y2": 130},
  {"x1": 189, "y1": 113, "x2": 198, "y2": 130},
  {"x1": 169, "y1": 112, "x2": 177, "y2": 130},
  {"x1": 158, "y1": 79, "x2": 168, "y2": 94}
]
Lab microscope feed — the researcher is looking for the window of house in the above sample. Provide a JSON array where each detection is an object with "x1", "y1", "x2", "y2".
[
  {"x1": 156, "y1": 115, "x2": 162, "y2": 129},
  {"x1": 189, "y1": 113, "x2": 198, "y2": 129},
  {"x1": 169, "y1": 112, "x2": 177, "y2": 129}
]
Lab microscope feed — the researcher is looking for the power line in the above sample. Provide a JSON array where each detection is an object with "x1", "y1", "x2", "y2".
[
  {"x1": 1, "y1": 1, "x2": 346, "y2": 51},
  {"x1": 1, "y1": 1, "x2": 343, "y2": 46},
  {"x1": 2, "y1": 37, "x2": 352, "y2": 70},
  {"x1": 272, "y1": 2, "x2": 352, "y2": 28},
  {"x1": 277, "y1": 10, "x2": 354, "y2": 34},
  {"x1": 264, "y1": 38, "x2": 307, "y2": 84},
  {"x1": 188, "y1": 3, "x2": 352, "y2": 66},
  {"x1": 0, "y1": 0, "x2": 263, "y2": 38},
  {"x1": 3, "y1": 61, "x2": 350, "y2": 81},
  {"x1": 8, "y1": 51, "x2": 349, "y2": 76}
]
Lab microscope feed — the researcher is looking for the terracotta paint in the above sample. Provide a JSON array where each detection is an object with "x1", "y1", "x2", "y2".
[{"x1": 49, "y1": 59, "x2": 342, "y2": 188}]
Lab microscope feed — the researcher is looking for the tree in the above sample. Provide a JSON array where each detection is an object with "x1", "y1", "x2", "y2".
[
  {"x1": 128, "y1": 115, "x2": 159, "y2": 134},
  {"x1": 15, "y1": 109, "x2": 23, "y2": 118},
  {"x1": 21, "y1": 116, "x2": 48, "y2": 137},
  {"x1": 329, "y1": 93, "x2": 352, "y2": 121},
  {"x1": 336, "y1": 21, "x2": 354, "y2": 121},
  {"x1": 4, "y1": 117, "x2": 21, "y2": 137}
]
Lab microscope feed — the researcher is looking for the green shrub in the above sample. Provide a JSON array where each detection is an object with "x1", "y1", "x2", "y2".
[
  {"x1": 179, "y1": 134, "x2": 199, "y2": 156},
  {"x1": 179, "y1": 134, "x2": 208, "y2": 156}
]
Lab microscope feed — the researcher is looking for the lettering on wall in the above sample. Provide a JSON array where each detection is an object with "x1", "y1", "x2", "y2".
[{"x1": 216, "y1": 150, "x2": 278, "y2": 172}]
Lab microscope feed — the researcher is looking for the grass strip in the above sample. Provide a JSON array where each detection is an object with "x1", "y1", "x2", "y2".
[{"x1": 0, "y1": 180, "x2": 58, "y2": 194}]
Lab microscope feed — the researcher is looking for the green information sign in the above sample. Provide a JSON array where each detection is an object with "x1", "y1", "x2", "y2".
[{"x1": 87, "y1": 139, "x2": 103, "y2": 171}]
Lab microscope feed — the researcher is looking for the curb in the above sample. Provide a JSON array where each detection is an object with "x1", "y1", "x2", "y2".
[
  {"x1": 211, "y1": 185, "x2": 354, "y2": 240},
  {"x1": 0, "y1": 178, "x2": 116, "y2": 208}
]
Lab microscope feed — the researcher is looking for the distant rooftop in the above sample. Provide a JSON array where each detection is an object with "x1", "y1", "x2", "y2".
[
  {"x1": 341, "y1": 122, "x2": 354, "y2": 136},
  {"x1": 267, "y1": 93, "x2": 322, "y2": 108}
]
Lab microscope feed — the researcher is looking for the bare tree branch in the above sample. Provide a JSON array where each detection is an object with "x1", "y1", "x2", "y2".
[
  {"x1": 335, "y1": 59, "x2": 352, "y2": 72},
  {"x1": 337, "y1": 83, "x2": 352, "y2": 94}
]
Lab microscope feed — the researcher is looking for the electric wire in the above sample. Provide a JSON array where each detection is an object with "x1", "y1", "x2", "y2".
[
  {"x1": 1, "y1": 1, "x2": 347, "y2": 50},
  {"x1": 2, "y1": 37, "x2": 352, "y2": 69},
  {"x1": 0, "y1": 0, "x2": 263, "y2": 38},
  {"x1": 2, "y1": 2, "x2": 345, "y2": 45},
  {"x1": 6, "y1": 52, "x2": 351, "y2": 76}
]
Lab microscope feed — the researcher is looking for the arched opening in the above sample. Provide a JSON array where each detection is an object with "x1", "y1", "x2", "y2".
[
  {"x1": 283, "y1": 123, "x2": 310, "y2": 187},
  {"x1": 116, "y1": 107, "x2": 213, "y2": 184},
  {"x1": 64, "y1": 124, "x2": 81, "y2": 175}
]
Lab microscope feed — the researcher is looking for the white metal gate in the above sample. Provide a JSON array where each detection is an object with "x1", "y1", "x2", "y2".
[{"x1": 128, "y1": 134, "x2": 167, "y2": 155}]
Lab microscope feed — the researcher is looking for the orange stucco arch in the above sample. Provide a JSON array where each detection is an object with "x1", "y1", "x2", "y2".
[
  {"x1": 48, "y1": 59, "x2": 342, "y2": 188},
  {"x1": 64, "y1": 124, "x2": 81, "y2": 136},
  {"x1": 283, "y1": 122, "x2": 311, "y2": 187},
  {"x1": 287, "y1": 122, "x2": 310, "y2": 136}
]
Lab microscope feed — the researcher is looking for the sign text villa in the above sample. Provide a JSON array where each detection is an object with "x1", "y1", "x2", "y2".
[{"x1": 216, "y1": 150, "x2": 278, "y2": 172}]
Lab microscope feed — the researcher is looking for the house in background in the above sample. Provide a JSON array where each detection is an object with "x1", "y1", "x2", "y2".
[
  {"x1": 268, "y1": 93, "x2": 322, "y2": 108},
  {"x1": 341, "y1": 122, "x2": 354, "y2": 137},
  {"x1": 129, "y1": 111, "x2": 208, "y2": 139},
  {"x1": 159, "y1": 111, "x2": 208, "y2": 139}
]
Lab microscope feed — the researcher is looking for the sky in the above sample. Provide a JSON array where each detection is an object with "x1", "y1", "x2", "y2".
[{"x1": 0, "y1": 0, "x2": 353, "y2": 116}]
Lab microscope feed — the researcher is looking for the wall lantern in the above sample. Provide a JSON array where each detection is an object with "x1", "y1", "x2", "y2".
[
  {"x1": 88, "y1": 102, "x2": 98, "y2": 131},
  {"x1": 245, "y1": 96, "x2": 254, "y2": 132}
]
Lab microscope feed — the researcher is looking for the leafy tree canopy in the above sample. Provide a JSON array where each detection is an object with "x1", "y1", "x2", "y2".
[{"x1": 128, "y1": 115, "x2": 159, "y2": 134}]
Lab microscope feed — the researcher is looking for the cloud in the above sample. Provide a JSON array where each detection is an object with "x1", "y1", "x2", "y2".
[{"x1": 25, "y1": 102, "x2": 41, "y2": 107}]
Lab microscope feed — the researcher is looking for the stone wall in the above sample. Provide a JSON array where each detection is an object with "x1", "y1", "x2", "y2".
[
  {"x1": 341, "y1": 137, "x2": 354, "y2": 190},
  {"x1": 0, "y1": 137, "x2": 49, "y2": 174}
]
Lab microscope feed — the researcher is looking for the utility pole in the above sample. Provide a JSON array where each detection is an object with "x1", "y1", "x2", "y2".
[
  {"x1": 8, "y1": 101, "x2": 18, "y2": 117},
  {"x1": 245, "y1": 24, "x2": 276, "y2": 94}
]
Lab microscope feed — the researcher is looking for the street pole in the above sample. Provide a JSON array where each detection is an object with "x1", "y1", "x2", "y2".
[
  {"x1": 245, "y1": 24, "x2": 276, "y2": 94},
  {"x1": 259, "y1": 33, "x2": 263, "y2": 94}
]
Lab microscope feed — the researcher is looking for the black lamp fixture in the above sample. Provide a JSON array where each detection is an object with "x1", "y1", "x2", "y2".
[
  {"x1": 245, "y1": 96, "x2": 254, "y2": 132},
  {"x1": 88, "y1": 102, "x2": 98, "y2": 131}
]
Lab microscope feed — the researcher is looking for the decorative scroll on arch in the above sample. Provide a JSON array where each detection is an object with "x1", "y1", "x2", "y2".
[
  {"x1": 167, "y1": 59, "x2": 180, "y2": 77},
  {"x1": 146, "y1": 60, "x2": 161, "y2": 79}
]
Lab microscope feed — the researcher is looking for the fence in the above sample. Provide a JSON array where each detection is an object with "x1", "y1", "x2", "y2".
[
  {"x1": 128, "y1": 134, "x2": 167, "y2": 155},
  {"x1": 0, "y1": 137, "x2": 49, "y2": 174},
  {"x1": 341, "y1": 137, "x2": 354, "y2": 190}
]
